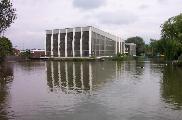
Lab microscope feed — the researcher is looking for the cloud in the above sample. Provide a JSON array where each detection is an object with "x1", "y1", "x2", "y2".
[
  {"x1": 95, "y1": 10, "x2": 138, "y2": 25},
  {"x1": 158, "y1": 0, "x2": 168, "y2": 2},
  {"x1": 5, "y1": 0, "x2": 182, "y2": 49},
  {"x1": 138, "y1": 4, "x2": 149, "y2": 9},
  {"x1": 157, "y1": 0, "x2": 169, "y2": 4},
  {"x1": 72, "y1": 0, "x2": 105, "y2": 10}
]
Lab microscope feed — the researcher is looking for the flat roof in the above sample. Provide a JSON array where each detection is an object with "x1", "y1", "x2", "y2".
[{"x1": 46, "y1": 26, "x2": 123, "y2": 42}]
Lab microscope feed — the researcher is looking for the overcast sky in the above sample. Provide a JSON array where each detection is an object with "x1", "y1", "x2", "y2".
[{"x1": 5, "y1": 0, "x2": 182, "y2": 49}]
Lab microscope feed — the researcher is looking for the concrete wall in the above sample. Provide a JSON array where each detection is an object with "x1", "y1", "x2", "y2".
[{"x1": 45, "y1": 26, "x2": 124, "y2": 57}]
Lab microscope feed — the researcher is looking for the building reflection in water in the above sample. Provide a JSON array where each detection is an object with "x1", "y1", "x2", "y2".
[
  {"x1": 46, "y1": 61, "x2": 145, "y2": 94},
  {"x1": 46, "y1": 61, "x2": 119, "y2": 94},
  {"x1": 0, "y1": 62, "x2": 14, "y2": 120},
  {"x1": 161, "y1": 65, "x2": 182, "y2": 109}
]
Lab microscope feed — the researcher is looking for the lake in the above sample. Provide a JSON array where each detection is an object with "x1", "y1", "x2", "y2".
[{"x1": 0, "y1": 61, "x2": 182, "y2": 120}]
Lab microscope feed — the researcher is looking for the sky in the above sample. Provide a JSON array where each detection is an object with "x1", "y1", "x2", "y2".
[{"x1": 5, "y1": 0, "x2": 182, "y2": 49}]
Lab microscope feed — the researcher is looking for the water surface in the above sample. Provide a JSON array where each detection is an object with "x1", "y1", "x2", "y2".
[{"x1": 0, "y1": 61, "x2": 182, "y2": 120}]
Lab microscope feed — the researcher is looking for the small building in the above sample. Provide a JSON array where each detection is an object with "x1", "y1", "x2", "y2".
[
  {"x1": 19, "y1": 49, "x2": 45, "y2": 58},
  {"x1": 125, "y1": 43, "x2": 136, "y2": 56},
  {"x1": 30, "y1": 49, "x2": 45, "y2": 58},
  {"x1": 45, "y1": 26, "x2": 124, "y2": 58}
]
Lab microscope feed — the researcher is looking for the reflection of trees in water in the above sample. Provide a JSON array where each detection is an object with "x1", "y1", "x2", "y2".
[
  {"x1": 46, "y1": 61, "x2": 117, "y2": 94},
  {"x1": 118, "y1": 61, "x2": 145, "y2": 82},
  {"x1": 0, "y1": 62, "x2": 14, "y2": 120},
  {"x1": 123, "y1": 61, "x2": 145, "y2": 75},
  {"x1": 162, "y1": 65, "x2": 182, "y2": 109}
]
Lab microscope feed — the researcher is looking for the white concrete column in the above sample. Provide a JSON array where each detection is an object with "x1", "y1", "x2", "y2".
[
  {"x1": 115, "y1": 36, "x2": 118, "y2": 55},
  {"x1": 104, "y1": 36, "x2": 106, "y2": 55},
  {"x1": 58, "y1": 30, "x2": 61, "y2": 57},
  {"x1": 65, "y1": 29, "x2": 68, "y2": 57},
  {"x1": 72, "y1": 28, "x2": 75, "y2": 57},
  {"x1": 51, "y1": 30, "x2": 54, "y2": 57},
  {"x1": 120, "y1": 38, "x2": 122, "y2": 54},
  {"x1": 120, "y1": 38, "x2": 123, "y2": 54},
  {"x1": 119, "y1": 37, "x2": 121, "y2": 53},
  {"x1": 45, "y1": 33, "x2": 47, "y2": 57},
  {"x1": 123, "y1": 41, "x2": 126, "y2": 54},
  {"x1": 80, "y1": 27, "x2": 83, "y2": 57},
  {"x1": 89, "y1": 27, "x2": 92, "y2": 57}
]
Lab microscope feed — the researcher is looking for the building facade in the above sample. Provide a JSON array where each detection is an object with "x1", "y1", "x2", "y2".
[
  {"x1": 30, "y1": 49, "x2": 45, "y2": 58},
  {"x1": 45, "y1": 26, "x2": 124, "y2": 57},
  {"x1": 125, "y1": 43, "x2": 136, "y2": 56}
]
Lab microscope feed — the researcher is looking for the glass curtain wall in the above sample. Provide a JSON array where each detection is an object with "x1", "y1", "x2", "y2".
[
  {"x1": 91, "y1": 32, "x2": 116, "y2": 56},
  {"x1": 74, "y1": 32, "x2": 81, "y2": 57},
  {"x1": 46, "y1": 34, "x2": 51, "y2": 56},
  {"x1": 60, "y1": 33, "x2": 66, "y2": 57},
  {"x1": 53, "y1": 34, "x2": 58, "y2": 57}
]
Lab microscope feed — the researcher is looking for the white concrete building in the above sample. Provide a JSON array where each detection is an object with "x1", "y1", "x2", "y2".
[{"x1": 45, "y1": 26, "x2": 124, "y2": 57}]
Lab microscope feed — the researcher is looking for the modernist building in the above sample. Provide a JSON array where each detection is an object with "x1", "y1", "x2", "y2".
[{"x1": 45, "y1": 26, "x2": 124, "y2": 57}]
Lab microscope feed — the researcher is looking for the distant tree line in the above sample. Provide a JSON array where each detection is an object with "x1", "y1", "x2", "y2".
[
  {"x1": 145, "y1": 13, "x2": 182, "y2": 60},
  {"x1": 127, "y1": 13, "x2": 182, "y2": 61}
]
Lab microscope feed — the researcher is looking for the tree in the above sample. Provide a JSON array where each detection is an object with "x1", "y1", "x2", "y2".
[
  {"x1": 149, "y1": 38, "x2": 182, "y2": 60},
  {"x1": 160, "y1": 13, "x2": 182, "y2": 60},
  {"x1": 161, "y1": 13, "x2": 182, "y2": 43},
  {"x1": 0, "y1": 37, "x2": 13, "y2": 58},
  {"x1": 144, "y1": 44, "x2": 152, "y2": 56},
  {"x1": 125, "y1": 36, "x2": 145, "y2": 56},
  {"x1": 0, "y1": 0, "x2": 16, "y2": 35},
  {"x1": 161, "y1": 39, "x2": 182, "y2": 60}
]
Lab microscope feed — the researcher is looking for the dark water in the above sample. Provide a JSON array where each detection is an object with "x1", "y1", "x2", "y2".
[{"x1": 0, "y1": 61, "x2": 182, "y2": 120}]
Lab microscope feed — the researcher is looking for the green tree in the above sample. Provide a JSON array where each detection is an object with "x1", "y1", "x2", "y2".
[
  {"x1": 144, "y1": 44, "x2": 152, "y2": 56},
  {"x1": 149, "y1": 39, "x2": 163, "y2": 56},
  {"x1": 150, "y1": 39, "x2": 182, "y2": 60},
  {"x1": 161, "y1": 13, "x2": 182, "y2": 43},
  {"x1": 0, "y1": 37, "x2": 13, "y2": 58},
  {"x1": 161, "y1": 39, "x2": 182, "y2": 60},
  {"x1": 0, "y1": 0, "x2": 16, "y2": 35},
  {"x1": 160, "y1": 13, "x2": 182, "y2": 60},
  {"x1": 126, "y1": 36, "x2": 145, "y2": 56}
]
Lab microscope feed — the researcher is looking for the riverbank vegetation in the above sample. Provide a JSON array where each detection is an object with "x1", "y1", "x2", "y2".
[
  {"x1": 0, "y1": 37, "x2": 13, "y2": 60},
  {"x1": 145, "y1": 13, "x2": 182, "y2": 61},
  {"x1": 123, "y1": 13, "x2": 182, "y2": 63}
]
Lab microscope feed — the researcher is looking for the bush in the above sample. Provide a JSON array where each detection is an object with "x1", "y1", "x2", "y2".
[{"x1": 0, "y1": 37, "x2": 13, "y2": 58}]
